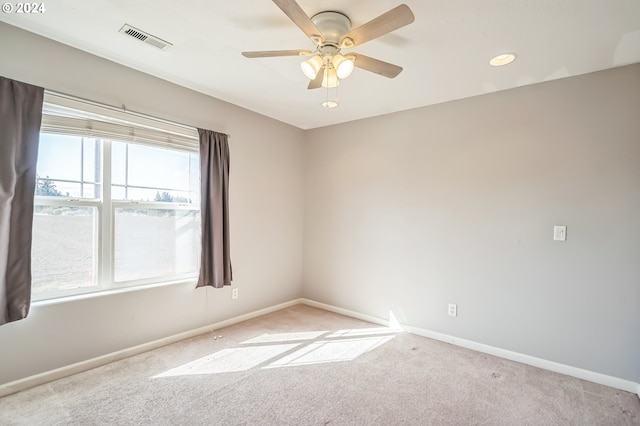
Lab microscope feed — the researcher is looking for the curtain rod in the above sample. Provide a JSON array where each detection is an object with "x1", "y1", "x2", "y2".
[{"x1": 44, "y1": 89, "x2": 230, "y2": 138}]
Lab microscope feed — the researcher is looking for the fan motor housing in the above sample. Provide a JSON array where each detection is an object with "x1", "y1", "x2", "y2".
[{"x1": 311, "y1": 11, "x2": 351, "y2": 46}]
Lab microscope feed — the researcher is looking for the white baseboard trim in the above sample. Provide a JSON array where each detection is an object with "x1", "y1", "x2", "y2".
[
  {"x1": 301, "y1": 299, "x2": 392, "y2": 328},
  {"x1": 400, "y1": 324, "x2": 639, "y2": 395},
  {"x1": 0, "y1": 298, "x2": 303, "y2": 398},
  {"x1": 299, "y1": 299, "x2": 640, "y2": 397}
]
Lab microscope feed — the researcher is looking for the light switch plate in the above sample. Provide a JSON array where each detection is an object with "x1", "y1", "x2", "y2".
[{"x1": 553, "y1": 225, "x2": 567, "y2": 241}]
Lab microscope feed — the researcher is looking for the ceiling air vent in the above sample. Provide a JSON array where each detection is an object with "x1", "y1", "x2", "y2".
[{"x1": 118, "y1": 24, "x2": 172, "y2": 51}]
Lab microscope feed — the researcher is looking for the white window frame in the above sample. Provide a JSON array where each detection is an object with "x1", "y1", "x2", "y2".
[{"x1": 33, "y1": 92, "x2": 201, "y2": 302}]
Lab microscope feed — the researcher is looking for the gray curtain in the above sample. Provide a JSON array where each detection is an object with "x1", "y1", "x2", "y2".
[
  {"x1": 0, "y1": 77, "x2": 44, "y2": 325},
  {"x1": 196, "y1": 129, "x2": 232, "y2": 288}
]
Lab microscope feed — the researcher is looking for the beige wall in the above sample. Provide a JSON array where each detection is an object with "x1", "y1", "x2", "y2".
[
  {"x1": 0, "y1": 22, "x2": 305, "y2": 385},
  {"x1": 303, "y1": 64, "x2": 640, "y2": 383}
]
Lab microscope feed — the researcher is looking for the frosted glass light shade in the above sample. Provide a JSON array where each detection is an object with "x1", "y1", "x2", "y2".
[
  {"x1": 301, "y1": 55, "x2": 323, "y2": 79},
  {"x1": 333, "y1": 54, "x2": 355, "y2": 79},
  {"x1": 321, "y1": 67, "x2": 340, "y2": 88}
]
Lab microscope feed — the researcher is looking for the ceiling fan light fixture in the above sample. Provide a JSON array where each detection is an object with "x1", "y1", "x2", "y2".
[
  {"x1": 301, "y1": 55, "x2": 323, "y2": 79},
  {"x1": 321, "y1": 67, "x2": 340, "y2": 88},
  {"x1": 333, "y1": 54, "x2": 355, "y2": 79}
]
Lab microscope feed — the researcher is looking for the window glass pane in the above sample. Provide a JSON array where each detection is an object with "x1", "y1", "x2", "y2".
[
  {"x1": 82, "y1": 184, "x2": 99, "y2": 199},
  {"x1": 190, "y1": 155, "x2": 200, "y2": 204},
  {"x1": 111, "y1": 141, "x2": 199, "y2": 204},
  {"x1": 111, "y1": 185, "x2": 126, "y2": 200},
  {"x1": 36, "y1": 134, "x2": 101, "y2": 199},
  {"x1": 82, "y1": 138, "x2": 100, "y2": 183},
  {"x1": 131, "y1": 188, "x2": 193, "y2": 203},
  {"x1": 114, "y1": 208, "x2": 200, "y2": 283},
  {"x1": 31, "y1": 206, "x2": 98, "y2": 297},
  {"x1": 128, "y1": 145, "x2": 190, "y2": 190},
  {"x1": 36, "y1": 133, "x2": 81, "y2": 182},
  {"x1": 35, "y1": 177, "x2": 73, "y2": 197},
  {"x1": 111, "y1": 141, "x2": 127, "y2": 185}
]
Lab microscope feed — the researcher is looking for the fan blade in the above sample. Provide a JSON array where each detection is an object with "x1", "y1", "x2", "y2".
[
  {"x1": 340, "y1": 4, "x2": 414, "y2": 48},
  {"x1": 352, "y1": 53, "x2": 403, "y2": 78},
  {"x1": 272, "y1": 0, "x2": 324, "y2": 44},
  {"x1": 307, "y1": 68, "x2": 324, "y2": 89},
  {"x1": 242, "y1": 49, "x2": 313, "y2": 58}
]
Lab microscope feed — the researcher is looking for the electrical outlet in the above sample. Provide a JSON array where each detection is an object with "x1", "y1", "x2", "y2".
[
  {"x1": 448, "y1": 304, "x2": 457, "y2": 317},
  {"x1": 232, "y1": 288, "x2": 238, "y2": 300}
]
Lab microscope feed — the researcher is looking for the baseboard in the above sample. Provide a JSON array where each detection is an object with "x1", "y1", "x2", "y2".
[
  {"x1": 299, "y1": 299, "x2": 640, "y2": 396},
  {"x1": 0, "y1": 298, "x2": 303, "y2": 398},
  {"x1": 301, "y1": 299, "x2": 392, "y2": 328},
  {"x1": 399, "y1": 323, "x2": 639, "y2": 395}
]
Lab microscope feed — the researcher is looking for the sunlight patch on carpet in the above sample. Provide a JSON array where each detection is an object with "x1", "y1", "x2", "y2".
[
  {"x1": 152, "y1": 327, "x2": 399, "y2": 378},
  {"x1": 152, "y1": 344, "x2": 299, "y2": 377},
  {"x1": 242, "y1": 331, "x2": 328, "y2": 344},
  {"x1": 265, "y1": 336, "x2": 395, "y2": 368}
]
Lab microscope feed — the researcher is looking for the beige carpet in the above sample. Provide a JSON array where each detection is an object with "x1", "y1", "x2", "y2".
[{"x1": 1, "y1": 304, "x2": 638, "y2": 425}]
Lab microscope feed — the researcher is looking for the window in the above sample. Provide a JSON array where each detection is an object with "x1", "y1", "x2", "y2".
[
  {"x1": 31, "y1": 94, "x2": 201, "y2": 301},
  {"x1": 110, "y1": 142, "x2": 200, "y2": 284}
]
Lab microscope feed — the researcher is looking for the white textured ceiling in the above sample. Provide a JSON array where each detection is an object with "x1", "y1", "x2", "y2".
[{"x1": 2, "y1": 0, "x2": 640, "y2": 129}]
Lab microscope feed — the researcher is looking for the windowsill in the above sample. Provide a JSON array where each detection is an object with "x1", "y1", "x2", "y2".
[{"x1": 31, "y1": 278, "x2": 198, "y2": 307}]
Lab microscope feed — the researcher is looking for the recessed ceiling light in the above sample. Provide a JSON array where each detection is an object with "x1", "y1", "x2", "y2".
[{"x1": 489, "y1": 53, "x2": 517, "y2": 67}]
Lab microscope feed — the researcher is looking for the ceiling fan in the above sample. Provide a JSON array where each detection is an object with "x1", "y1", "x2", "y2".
[{"x1": 242, "y1": 0, "x2": 415, "y2": 91}]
